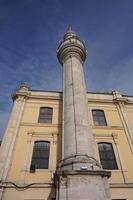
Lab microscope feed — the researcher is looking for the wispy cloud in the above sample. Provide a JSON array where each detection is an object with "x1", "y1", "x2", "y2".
[{"x1": 107, "y1": 57, "x2": 133, "y2": 94}]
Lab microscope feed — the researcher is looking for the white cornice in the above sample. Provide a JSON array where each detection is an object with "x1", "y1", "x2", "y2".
[{"x1": 12, "y1": 90, "x2": 133, "y2": 105}]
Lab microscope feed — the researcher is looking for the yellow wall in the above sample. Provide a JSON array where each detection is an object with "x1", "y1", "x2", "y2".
[{"x1": 8, "y1": 98, "x2": 62, "y2": 184}]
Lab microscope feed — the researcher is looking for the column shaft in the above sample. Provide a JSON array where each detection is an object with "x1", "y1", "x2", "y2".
[{"x1": 63, "y1": 56, "x2": 94, "y2": 159}]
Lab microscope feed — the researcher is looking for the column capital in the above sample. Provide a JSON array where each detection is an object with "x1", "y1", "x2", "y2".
[
  {"x1": 12, "y1": 83, "x2": 30, "y2": 101},
  {"x1": 57, "y1": 27, "x2": 87, "y2": 64},
  {"x1": 112, "y1": 91, "x2": 128, "y2": 105}
]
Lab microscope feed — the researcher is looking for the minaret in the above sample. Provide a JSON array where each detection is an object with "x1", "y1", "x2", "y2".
[{"x1": 55, "y1": 27, "x2": 112, "y2": 200}]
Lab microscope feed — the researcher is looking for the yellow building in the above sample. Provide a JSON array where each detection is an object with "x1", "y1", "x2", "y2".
[
  {"x1": 0, "y1": 27, "x2": 133, "y2": 200},
  {"x1": 0, "y1": 86, "x2": 133, "y2": 200}
]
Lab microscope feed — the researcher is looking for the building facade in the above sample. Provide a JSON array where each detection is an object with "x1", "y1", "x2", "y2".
[{"x1": 0, "y1": 28, "x2": 133, "y2": 200}]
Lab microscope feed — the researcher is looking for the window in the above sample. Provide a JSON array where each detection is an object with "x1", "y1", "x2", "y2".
[
  {"x1": 98, "y1": 142, "x2": 118, "y2": 170},
  {"x1": 92, "y1": 110, "x2": 107, "y2": 126},
  {"x1": 38, "y1": 107, "x2": 53, "y2": 123},
  {"x1": 30, "y1": 141, "x2": 50, "y2": 170}
]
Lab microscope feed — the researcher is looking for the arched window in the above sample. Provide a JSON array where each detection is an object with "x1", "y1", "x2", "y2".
[
  {"x1": 98, "y1": 142, "x2": 118, "y2": 170},
  {"x1": 92, "y1": 110, "x2": 107, "y2": 126},
  {"x1": 30, "y1": 141, "x2": 50, "y2": 170},
  {"x1": 38, "y1": 107, "x2": 53, "y2": 123}
]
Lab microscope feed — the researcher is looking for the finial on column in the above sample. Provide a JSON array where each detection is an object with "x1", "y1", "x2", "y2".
[
  {"x1": 64, "y1": 25, "x2": 76, "y2": 40},
  {"x1": 67, "y1": 25, "x2": 72, "y2": 32},
  {"x1": 19, "y1": 82, "x2": 29, "y2": 92}
]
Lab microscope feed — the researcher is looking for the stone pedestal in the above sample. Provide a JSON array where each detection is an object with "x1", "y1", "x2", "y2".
[{"x1": 55, "y1": 171, "x2": 111, "y2": 200}]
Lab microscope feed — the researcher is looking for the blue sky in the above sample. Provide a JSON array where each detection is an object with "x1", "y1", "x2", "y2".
[{"x1": 0, "y1": 0, "x2": 133, "y2": 138}]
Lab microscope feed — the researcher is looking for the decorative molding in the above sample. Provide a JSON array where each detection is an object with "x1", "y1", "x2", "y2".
[
  {"x1": 21, "y1": 122, "x2": 62, "y2": 128},
  {"x1": 92, "y1": 125, "x2": 123, "y2": 130},
  {"x1": 94, "y1": 133, "x2": 118, "y2": 138},
  {"x1": 27, "y1": 131, "x2": 58, "y2": 137},
  {"x1": 110, "y1": 183, "x2": 133, "y2": 188}
]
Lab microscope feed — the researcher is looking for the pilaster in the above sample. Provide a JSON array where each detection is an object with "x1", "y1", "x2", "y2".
[
  {"x1": 113, "y1": 91, "x2": 133, "y2": 153},
  {"x1": 0, "y1": 83, "x2": 29, "y2": 181}
]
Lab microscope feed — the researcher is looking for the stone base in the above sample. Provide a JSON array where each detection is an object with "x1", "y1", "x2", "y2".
[{"x1": 55, "y1": 170, "x2": 111, "y2": 200}]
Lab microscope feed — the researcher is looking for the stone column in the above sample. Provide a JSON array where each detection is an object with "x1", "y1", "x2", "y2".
[
  {"x1": 0, "y1": 83, "x2": 28, "y2": 181},
  {"x1": 55, "y1": 27, "x2": 111, "y2": 200}
]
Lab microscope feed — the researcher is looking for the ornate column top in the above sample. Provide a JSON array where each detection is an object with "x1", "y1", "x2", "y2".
[
  {"x1": 12, "y1": 83, "x2": 30, "y2": 101},
  {"x1": 57, "y1": 26, "x2": 87, "y2": 64},
  {"x1": 19, "y1": 82, "x2": 29, "y2": 92},
  {"x1": 112, "y1": 91, "x2": 128, "y2": 104},
  {"x1": 63, "y1": 26, "x2": 77, "y2": 40}
]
